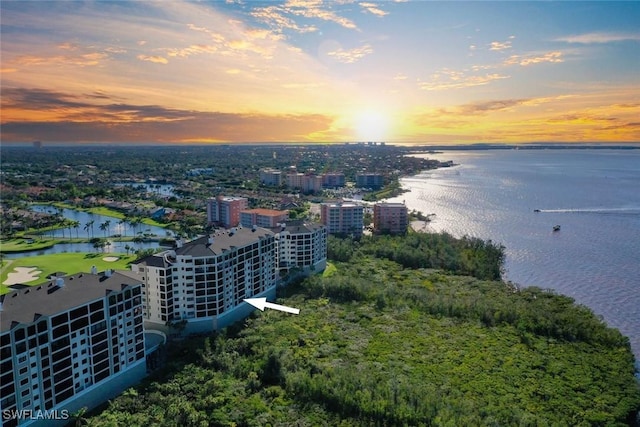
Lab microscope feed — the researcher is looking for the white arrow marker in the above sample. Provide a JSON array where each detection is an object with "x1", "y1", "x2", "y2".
[{"x1": 244, "y1": 297, "x2": 300, "y2": 315}]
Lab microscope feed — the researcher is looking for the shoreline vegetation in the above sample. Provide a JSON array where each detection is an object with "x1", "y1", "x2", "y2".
[{"x1": 85, "y1": 233, "x2": 640, "y2": 426}]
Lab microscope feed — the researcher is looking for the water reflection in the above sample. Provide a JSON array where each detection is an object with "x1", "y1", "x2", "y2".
[{"x1": 31, "y1": 205, "x2": 170, "y2": 239}]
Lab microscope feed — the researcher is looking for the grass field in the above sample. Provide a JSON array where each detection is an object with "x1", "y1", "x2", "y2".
[
  {"x1": 0, "y1": 252, "x2": 137, "y2": 295},
  {"x1": 0, "y1": 238, "x2": 59, "y2": 252}
]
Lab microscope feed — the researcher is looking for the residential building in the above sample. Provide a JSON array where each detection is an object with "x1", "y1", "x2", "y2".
[
  {"x1": 206, "y1": 196, "x2": 248, "y2": 228},
  {"x1": 259, "y1": 168, "x2": 283, "y2": 187},
  {"x1": 285, "y1": 173, "x2": 323, "y2": 193},
  {"x1": 270, "y1": 221, "x2": 327, "y2": 275},
  {"x1": 373, "y1": 202, "x2": 409, "y2": 235},
  {"x1": 131, "y1": 227, "x2": 278, "y2": 334},
  {"x1": 356, "y1": 173, "x2": 384, "y2": 190},
  {"x1": 321, "y1": 173, "x2": 346, "y2": 188},
  {"x1": 240, "y1": 209, "x2": 289, "y2": 228},
  {"x1": 0, "y1": 271, "x2": 146, "y2": 427},
  {"x1": 320, "y1": 201, "x2": 364, "y2": 236}
]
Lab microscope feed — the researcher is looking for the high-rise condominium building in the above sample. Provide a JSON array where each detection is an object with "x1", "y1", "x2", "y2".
[
  {"x1": 240, "y1": 209, "x2": 289, "y2": 228},
  {"x1": 355, "y1": 173, "x2": 384, "y2": 190},
  {"x1": 132, "y1": 227, "x2": 278, "y2": 334},
  {"x1": 271, "y1": 222, "x2": 327, "y2": 274},
  {"x1": 206, "y1": 196, "x2": 248, "y2": 228},
  {"x1": 259, "y1": 169, "x2": 283, "y2": 187},
  {"x1": 0, "y1": 271, "x2": 146, "y2": 427},
  {"x1": 373, "y1": 202, "x2": 409, "y2": 235},
  {"x1": 320, "y1": 202, "x2": 364, "y2": 236}
]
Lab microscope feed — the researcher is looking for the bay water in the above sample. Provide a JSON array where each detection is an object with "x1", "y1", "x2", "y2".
[{"x1": 385, "y1": 148, "x2": 640, "y2": 361}]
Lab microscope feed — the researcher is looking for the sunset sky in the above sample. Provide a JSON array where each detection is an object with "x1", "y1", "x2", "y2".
[{"x1": 1, "y1": 1, "x2": 639, "y2": 145}]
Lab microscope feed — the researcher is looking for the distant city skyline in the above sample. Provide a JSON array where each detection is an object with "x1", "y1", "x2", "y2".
[{"x1": 1, "y1": 1, "x2": 639, "y2": 144}]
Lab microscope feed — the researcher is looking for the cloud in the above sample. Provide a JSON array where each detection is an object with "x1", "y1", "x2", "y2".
[
  {"x1": 251, "y1": 0, "x2": 358, "y2": 35},
  {"x1": 166, "y1": 44, "x2": 218, "y2": 58},
  {"x1": 555, "y1": 32, "x2": 640, "y2": 44},
  {"x1": 137, "y1": 55, "x2": 169, "y2": 64},
  {"x1": 327, "y1": 44, "x2": 373, "y2": 63},
  {"x1": 250, "y1": 5, "x2": 318, "y2": 34},
  {"x1": 14, "y1": 52, "x2": 109, "y2": 67},
  {"x1": 504, "y1": 51, "x2": 563, "y2": 66},
  {"x1": 285, "y1": 0, "x2": 358, "y2": 30},
  {"x1": 489, "y1": 41, "x2": 512, "y2": 51},
  {"x1": 419, "y1": 72, "x2": 509, "y2": 91},
  {"x1": 0, "y1": 87, "x2": 335, "y2": 143},
  {"x1": 359, "y1": 2, "x2": 389, "y2": 17}
]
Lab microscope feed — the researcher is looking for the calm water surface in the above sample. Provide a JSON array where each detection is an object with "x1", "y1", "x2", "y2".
[{"x1": 386, "y1": 149, "x2": 640, "y2": 360}]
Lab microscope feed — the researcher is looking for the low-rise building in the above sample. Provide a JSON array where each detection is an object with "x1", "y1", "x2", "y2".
[
  {"x1": 0, "y1": 271, "x2": 146, "y2": 427},
  {"x1": 373, "y1": 202, "x2": 409, "y2": 235}
]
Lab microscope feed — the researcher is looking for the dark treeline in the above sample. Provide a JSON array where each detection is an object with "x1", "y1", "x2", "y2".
[{"x1": 85, "y1": 234, "x2": 640, "y2": 426}]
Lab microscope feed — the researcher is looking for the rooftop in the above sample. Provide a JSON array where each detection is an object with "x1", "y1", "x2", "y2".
[
  {"x1": 241, "y1": 208, "x2": 288, "y2": 216},
  {"x1": 269, "y1": 221, "x2": 325, "y2": 235},
  {"x1": 135, "y1": 226, "x2": 275, "y2": 262},
  {"x1": 1, "y1": 271, "x2": 143, "y2": 332}
]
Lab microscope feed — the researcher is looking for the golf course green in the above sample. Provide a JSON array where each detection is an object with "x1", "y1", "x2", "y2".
[{"x1": 0, "y1": 252, "x2": 137, "y2": 295}]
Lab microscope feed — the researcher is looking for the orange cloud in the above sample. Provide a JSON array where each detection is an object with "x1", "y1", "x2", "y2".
[{"x1": 137, "y1": 55, "x2": 169, "y2": 64}]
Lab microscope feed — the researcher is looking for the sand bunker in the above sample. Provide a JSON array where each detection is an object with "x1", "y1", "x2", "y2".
[
  {"x1": 4, "y1": 267, "x2": 42, "y2": 285},
  {"x1": 102, "y1": 256, "x2": 120, "y2": 262}
]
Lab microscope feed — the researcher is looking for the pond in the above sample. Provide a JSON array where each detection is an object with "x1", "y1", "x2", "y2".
[
  {"x1": 31, "y1": 205, "x2": 171, "y2": 239},
  {"x1": 3, "y1": 240, "x2": 164, "y2": 259}
]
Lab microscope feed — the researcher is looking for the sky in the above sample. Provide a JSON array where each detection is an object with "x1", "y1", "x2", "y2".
[{"x1": 1, "y1": 1, "x2": 639, "y2": 145}]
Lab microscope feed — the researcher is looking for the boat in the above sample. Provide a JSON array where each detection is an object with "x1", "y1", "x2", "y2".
[
  {"x1": 533, "y1": 209, "x2": 541, "y2": 212},
  {"x1": 553, "y1": 225, "x2": 561, "y2": 231}
]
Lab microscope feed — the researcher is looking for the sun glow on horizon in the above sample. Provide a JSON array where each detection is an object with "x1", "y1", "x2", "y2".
[{"x1": 354, "y1": 110, "x2": 390, "y2": 142}]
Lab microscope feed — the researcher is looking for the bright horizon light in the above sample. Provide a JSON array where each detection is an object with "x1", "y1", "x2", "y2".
[{"x1": 354, "y1": 110, "x2": 390, "y2": 142}]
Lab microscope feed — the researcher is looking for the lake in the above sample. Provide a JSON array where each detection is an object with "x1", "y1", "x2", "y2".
[
  {"x1": 31, "y1": 205, "x2": 170, "y2": 239},
  {"x1": 386, "y1": 148, "x2": 640, "y2": 361},
  {"x1": 3, "y1": 206, "x2": 172, "y2": 258}
]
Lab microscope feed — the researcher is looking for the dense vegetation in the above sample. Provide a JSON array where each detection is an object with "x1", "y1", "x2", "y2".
[{"x1": 86, "y1": 234, "x2": 640, "y2": 426}]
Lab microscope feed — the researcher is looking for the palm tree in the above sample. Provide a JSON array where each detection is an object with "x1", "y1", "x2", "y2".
[
  {"x1": 86, "y1": 220, "x2": 95, "y2": 238},
  {"x1": 100, "y1": 220, "x2": 111, "y2": 238},
  {"x1": 124, "y1": 244, "x2": 132, "y2": 255},
  {"x1": 72, "y1": 220, "x2": 81, "y2": 239}
]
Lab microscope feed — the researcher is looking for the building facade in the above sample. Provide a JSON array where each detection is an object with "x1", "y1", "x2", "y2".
[
  {"x1": 356, "y1": 173, "x2": 384, "y2": 190},
  {"x1": 320, "y1": 202, "x2": 364, "y2": 236},
  {"x1": 206, "y1": 196, "x2": 248, "y2": 228},
  {"x1": 321, "y1": 173, "x2": 346, "y2": 188},
  {"x1": 0, "y1": 272, "x2": 146, "y2": 427},
  {"x1": 259, "y1": 168, "x2": 283, "y2": 187},
  {"x1": 270, "y1": 222, "x2": 327, "y2": 275},
  {"x1": 132, "y1": 227, "x2": 278, "y2": 334},
  {"x1": 373, "y1": 202, "x2": 409, "y2": 235},
  {"x1": 240, "y1": 209, "x2": 289, "y2": 228},
  {"x1": 285, "y1": 173, "x2": 323, "y2": 193}
]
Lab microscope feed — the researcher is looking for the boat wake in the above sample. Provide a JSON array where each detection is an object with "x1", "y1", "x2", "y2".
[{"x1": 537, "y1": 207, "x2": 640, "y2": 215}]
